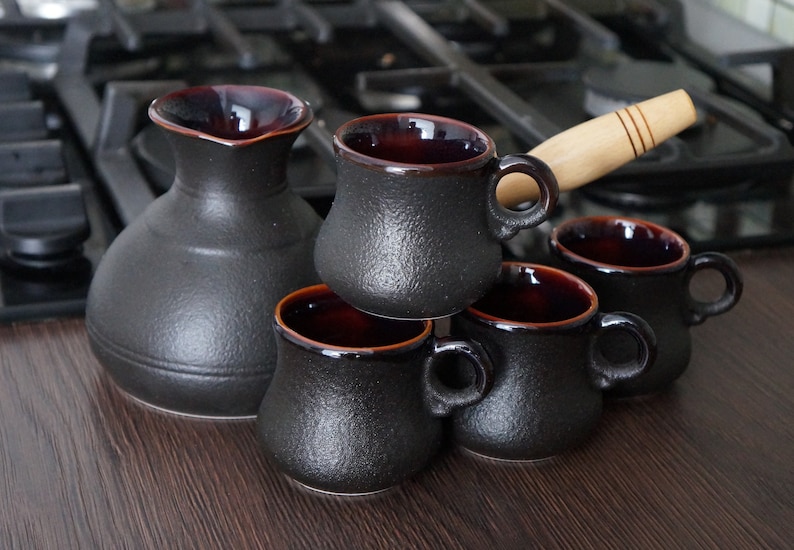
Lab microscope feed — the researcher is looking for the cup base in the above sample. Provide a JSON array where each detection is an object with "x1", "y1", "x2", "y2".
[
  {"x1": 118, "y1": 388, "x2": 258, "y2": 421},
  {"x1": 286, "y1": 475, "x2": 396, "y2": 497},
  {"x1": 458, "y1": 446, "x2": 559, "y2": 464},
  {"x1": 604, "y1": 386, "x2": 668, "y2": 400},
  {"x1": 352, "y1": 303, "x2": 453, "y2": 322}
]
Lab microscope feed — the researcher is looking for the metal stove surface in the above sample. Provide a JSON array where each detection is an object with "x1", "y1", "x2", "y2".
[
  {"x1": 0, "y1": 70, "x2": 113, "y2": 321},
  {"x1": 1, "y1": 0, "x2": 794, "y2": 322}
]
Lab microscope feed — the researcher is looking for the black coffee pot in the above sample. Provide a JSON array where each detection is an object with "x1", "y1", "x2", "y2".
[{"x1": 86, "y1": 85, "x2": 323, "y2": 418}]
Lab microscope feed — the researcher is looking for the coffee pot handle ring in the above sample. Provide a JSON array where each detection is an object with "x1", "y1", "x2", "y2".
[{"x1": 486, "y1": 154, "x2": 559, "y2": 241}]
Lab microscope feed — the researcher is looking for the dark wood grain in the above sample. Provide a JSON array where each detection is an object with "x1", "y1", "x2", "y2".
[{"x1": 2, "y1": 248, "x2": 793, "y2": 549}]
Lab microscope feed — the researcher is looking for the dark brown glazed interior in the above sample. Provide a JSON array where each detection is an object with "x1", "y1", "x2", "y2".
[
  {"x1": 469, "y1": 263, "x2": 596, "y2": 327},
  {"x1": 335, "y1": 113, "x2": 493, "y2": 169},
  {"x1": 276, "y1": 285, "x2": 430, "y2": 351},
  {"x1": 148, "y1": 85, "x2": 311, "y2": 144},
  {"x1": 553, "y1": 216, "x2": 688, "y2": 270}
]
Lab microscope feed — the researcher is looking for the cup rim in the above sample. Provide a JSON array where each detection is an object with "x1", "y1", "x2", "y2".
[
  {"x1": 549, "y1": 215, "x2": 690, "y2": 274},
  {"x1": 464, "y1": 262, "x2": 598, "y2": 330},
  {"x1": 148, "y1": 85, "x2": 313, "y2": 147},
  {"x1": 333, "y1": 112, "x2": 496, "y2": 175},
  {"x1": 275, "y1": 284, "x2": 433, "y2": 356}
]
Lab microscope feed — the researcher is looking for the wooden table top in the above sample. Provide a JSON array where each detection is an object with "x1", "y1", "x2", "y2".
[{"x1": 1, "y1": 247, "x2": 792, "y2": 549}]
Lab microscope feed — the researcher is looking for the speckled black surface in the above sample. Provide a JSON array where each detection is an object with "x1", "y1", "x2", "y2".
[
  {"x1": 86, "y1": 87, "x2": 323, "y2": 417},
  {"x1": 315, "y1": 113, "x2": 558, "y2": 320},
  {"x1": 448, "y1": 262, "x2": 656, "y2": 461},
  {"x1": 549, "y1": 217, "x2": 744, "y2": 397},
  {"x1": 257, "y1": 285, "x2": 493, "y2": 494}
]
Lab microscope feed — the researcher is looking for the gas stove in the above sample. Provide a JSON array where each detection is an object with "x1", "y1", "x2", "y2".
[{"x1": 1, "y1": 0, "x2": 794, "y2": 322}]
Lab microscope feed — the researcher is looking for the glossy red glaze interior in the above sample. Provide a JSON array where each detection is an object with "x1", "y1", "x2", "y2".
[
  {"x1": 469, "y1": 263, "x2": 596, "y2": 327},
  {"x1": 552, "y1": 216, "x2": 689, "y2": 271},
  {"x1": 276, "y1": 285, "x2": 431, "y2": 351},
  {"x1": 335, "y1": 112, "x2": 493, "y2": 170},
  {"x1": 148, "y1": 85, "x2": 311, "y2": 145}
]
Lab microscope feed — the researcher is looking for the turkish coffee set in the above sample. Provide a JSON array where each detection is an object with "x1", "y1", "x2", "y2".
[{"x1": 85, "y1": 85, "x2": 743, "y2": 496}]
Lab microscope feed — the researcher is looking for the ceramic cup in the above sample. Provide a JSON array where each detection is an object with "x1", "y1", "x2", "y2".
[
  {"x1": 314, "y1": 112, "x2": 559, "y2": 320},
  {"x1": 448, "y1": 262, "x2": 656, "y2": 461},
  {"x1": 549, "y1": 215, "x2": 743, "y2": 397},
  {"x1": 257, "y1": 284, "x2": 494, "y2": 495}
]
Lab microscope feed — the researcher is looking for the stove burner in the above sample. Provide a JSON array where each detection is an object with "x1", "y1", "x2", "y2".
[
  {"x1": 0, "y1": 65, "x2": 110, "y2": 321},
  {"x1": 582, "y1": 60, "x2": 715, "y2": 119},
  {"x1": 578, "y1": 178, "x2": 760, "y2": 211},
  {"x1": 0, "y1": 183, "x2": 90, "y2": 269}
]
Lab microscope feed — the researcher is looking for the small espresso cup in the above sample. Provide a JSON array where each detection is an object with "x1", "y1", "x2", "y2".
[
  {"x1": 448, "y1": 262, "x2": 656, "y2": 461},
  {"x1": 314, "y1": 112, "x2": 558, "y2": 319},
  {"x1": 549, "y1": 215, "x2": 743, "y2": 397},
  {"x1": 257, "y1": 284, "x2": 493, "y2": 495}
]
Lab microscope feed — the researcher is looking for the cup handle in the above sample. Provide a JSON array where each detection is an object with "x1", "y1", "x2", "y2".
[
  {"x1": 684, "y1": 252, "x2": 744, "y2": 326},
  {"x1": 588, "y1": 312, "x2": 658, "y2": 391},
  {"x1": 486, "y1": 154, "x2": 559, "y2": 241},
  {"x1": 422, "y1": 337, "x2": 494, "y2": 417}
]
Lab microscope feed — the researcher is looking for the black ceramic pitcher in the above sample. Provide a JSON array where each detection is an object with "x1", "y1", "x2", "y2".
[
  {"x1": 314, "y1": 112, "x2": 558, "y2": 320},
  {"x1": 86, "y1": 85, "x2": 323, "y2": 418}
]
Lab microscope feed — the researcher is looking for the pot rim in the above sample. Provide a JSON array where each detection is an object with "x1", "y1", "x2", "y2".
[
  {"x1": 333, "y1": 112, "x2": 496, "y2": 175},
  {"x1": 464, "y1": 262, "x2": 598, "y2": 331},
  {"x1": 549, "y1": 215, "x2": 690, "y2": 275},
  {"x1": 275, "y1": 284, "x2": 433, "y2": 357},
  {"x1": 148, "y1": 84, "x2": 313, "y2": 147}
]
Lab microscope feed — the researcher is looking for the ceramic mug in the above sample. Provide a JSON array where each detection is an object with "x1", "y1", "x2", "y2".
[
  {"x1": 549, "y1": 215, "x2": 743, "y2": 397},
  {"x1": 257, "y1": 284, "x2": 494, "y2": 495},
  {"x1": 448, "y1": 262, "x2": 656, "y2": 461},
  {"x1": 314, "y1": 112, "x2": 558, "y2": 320}
]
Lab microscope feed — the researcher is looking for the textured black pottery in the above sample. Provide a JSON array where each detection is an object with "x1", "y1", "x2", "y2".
[
  {"x1": 449, "y1": 262, "x2": 656, "y2": 461},
  {"x1": 314, "y1": 112, "x2": 559, "y2": 320},
  {"x1": 86, "y1": 85, "x2": 323, "y2": 418},
  {"x1": 549, "y1": 216, "x2": 743, "y2": 397},
  {"x1": 257, "y1": 284, "x2": 494, "y2": 495}
]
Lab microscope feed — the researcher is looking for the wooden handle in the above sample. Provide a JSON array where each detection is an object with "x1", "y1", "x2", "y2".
[{"x1": 496, "y1": 89, "x2": 698, "y2": 207}]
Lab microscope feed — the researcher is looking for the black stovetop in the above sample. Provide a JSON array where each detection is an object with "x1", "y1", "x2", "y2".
[{"x1": 1, "y1": 0, "x2": 794, "y2": 322}]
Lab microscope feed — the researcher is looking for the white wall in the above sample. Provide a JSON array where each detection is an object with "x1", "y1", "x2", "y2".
[{"x1": 703, "y1": 0, "x2": 794, "y2": 44}]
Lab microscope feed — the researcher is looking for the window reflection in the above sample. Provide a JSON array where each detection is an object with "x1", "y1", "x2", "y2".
[{"x1": 15, "y1": 0, "x2": 98, "y2": 19}]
